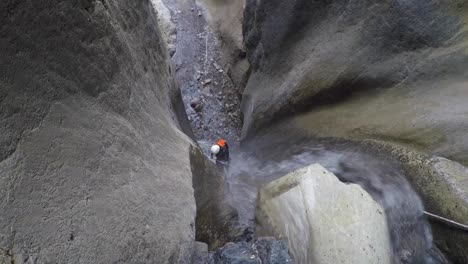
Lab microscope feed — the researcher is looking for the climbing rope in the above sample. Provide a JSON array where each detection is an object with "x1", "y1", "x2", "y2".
[{"x1": 424, "y1": 211, "x2": 468, "y2": 231}]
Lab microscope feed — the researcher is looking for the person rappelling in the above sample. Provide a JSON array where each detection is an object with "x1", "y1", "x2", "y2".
[{"x1": 210, "y1": 138, "x2": 230, "y2": 165}]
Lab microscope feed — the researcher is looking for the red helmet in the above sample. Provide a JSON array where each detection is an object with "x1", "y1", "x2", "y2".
[{"x1": 217, "y1": 139, "x2": 226, "y2": 147}]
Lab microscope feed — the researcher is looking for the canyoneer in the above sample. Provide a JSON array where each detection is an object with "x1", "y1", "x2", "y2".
[{"x1": 210, "y1": 138, "x2": 230, "y2": 165}]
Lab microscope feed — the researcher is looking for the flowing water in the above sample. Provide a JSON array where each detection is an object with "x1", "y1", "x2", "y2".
[{"x1": 224, "y1": 142, "x2": 448, "y2": 264}]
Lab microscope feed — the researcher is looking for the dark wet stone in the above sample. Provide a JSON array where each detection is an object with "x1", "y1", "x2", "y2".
[
  {"x1": 211, "y1": 238, "x2": 292, "y2": 264},
  {"x1": 212, "y1": 242, "x2": 261, "y2": 264},
  {"x1": 255, "y1": 237, "x2": 292, "y2": 264}
]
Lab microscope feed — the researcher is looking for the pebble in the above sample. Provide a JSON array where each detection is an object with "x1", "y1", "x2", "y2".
[
  {"x1": 203, "y1": 79, "x2": 212, "y2": 85},
  {"x1": 190, "y1": 98, "x2": 203, "y2": 112},
  {"x1": 213, "y1": 62, "x2": 223, "y2": 72}
]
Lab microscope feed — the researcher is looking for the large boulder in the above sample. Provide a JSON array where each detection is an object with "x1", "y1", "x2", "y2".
[
  {"x1": 0, "y1": 0, "x2": 196, "y2": 263},
  {"x1": 396, "y1": 149, "x2": 468, "y2": 262},
  {"x1": 257, "y1": 164, "x2": 392, "y2": 264}
]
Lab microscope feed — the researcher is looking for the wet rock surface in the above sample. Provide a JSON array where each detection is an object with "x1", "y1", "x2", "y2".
[
  {"x1": 189, "y1": 145, "x2": 242, "y2": 250},
  {"x1": 240, "y1": 0, "x2": 468, "y2": 262},
  {"x1": 209, "y1": 238, "x2": 292, "y2": 264}
]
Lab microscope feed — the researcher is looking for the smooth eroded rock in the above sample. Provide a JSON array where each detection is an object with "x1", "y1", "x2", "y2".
[
  {"x1": 240, "y1": 1, "x2": 468, "y2": 262},
  {"x1": 0, "y1": 0, "x2": 195, "y2": 263},
  {"x1": 257, "y1": 164, "x2": 392, "y2": 264},
  {"x1": 197, "y1": 0, "x2": 250, "y2": 88},
  {"x1": 190, "y1": 146, "x2": 241, "y2": 250}
]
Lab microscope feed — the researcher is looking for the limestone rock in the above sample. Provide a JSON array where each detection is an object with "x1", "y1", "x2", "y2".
[
  {"x1": 212, "y1": 242, "x2": 261, "y2": 264},
  {"x1": 398, "y1": 152, "x2": 468, "y2": 263},
  {"x1": 241, "y1": 0, "x2": 468, "y2": 166},
  {"x1": 257, "y1": 164, "x2": 392, "y2": 264},
  {"x1": 196, "y1": 0, "x2": 250, "y2": 87},
  {"x1": 0, "y1": 0, "x2": 195, "y2": 262},
  {"x1": 197, "y1": 0, "x2": 244, "y2": 54},
  {"x1": 189, "y1": 146, "x2": 240, "y2": 250},
  {"x1": 241, "y1": 1, "x2": 468, "y2": 262},
  {"x1": 192, "y1": 242, "x2": 211, "y2": 264},
  {"x1": 151, "y1": 0, "x2": 177, "y2": 54}
]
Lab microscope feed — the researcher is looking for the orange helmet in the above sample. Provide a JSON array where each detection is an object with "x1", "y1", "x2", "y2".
[{"x1": 217, "y1": 139, "x2": 226, "y2": 147}]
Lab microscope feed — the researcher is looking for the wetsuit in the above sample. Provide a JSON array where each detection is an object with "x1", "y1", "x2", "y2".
[
  {"x1": 216, "y1": 143, "x2": 229, "y2": 162},
  {"x1": 211, "y1": 141, "x2": 229, "y2": 164}
]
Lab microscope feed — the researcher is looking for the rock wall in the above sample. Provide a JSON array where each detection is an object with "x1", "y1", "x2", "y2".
[
  {"x1": 241, "y1": 0, "x2": 468, "y2": 165},
  {"x1": 0, "y1": 0, "x2": 197, "y2": 263},
  {"x1": 150, "y1": 0, "x2": 177, "y2": 56},
  {"x1": 257, "y1": 164, "x2": 392, "y2": 264},
  {"x1": 241, "y1": 0, "x2": 468, "y2": 262},
  {"x1": 196, "y1": 0, "x2": 250, "y2": 89},
  {"x1": 197, "y1": 0, "x2": 244, "y2": 55},
  {"x1": 189, "y1": 146, "x2": 240, "y2": 250}
]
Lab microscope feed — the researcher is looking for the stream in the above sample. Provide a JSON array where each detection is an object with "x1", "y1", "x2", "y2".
[{"x1": 225, "y1": 139, "x2": 448, "y2": 263}]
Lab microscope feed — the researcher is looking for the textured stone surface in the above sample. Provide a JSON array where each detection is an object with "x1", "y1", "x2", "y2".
[
  {"x1": 198, "y1": 0, "x2": 244, "y2": 53},
  {"x1": 210, "y1": 238, "x2": 292, "y2": 264},
  {"x1": 151, "y1": 0, "x2": 177, "y2": 55},
  {"x1": 241, "y1": 0, "x2": 468, "y2": 165},
  {"x1": 240, "y1": 1, "x2": 468, "y2": 262},
  {"x1": 190, "y1": 145, "x2": 240, "y2": 250},
  {"x1": 197, "y1": 0, "x2": 250, "y2": 88},
  {"x1": 257, "y1": 164, "x2": 392, "y2": 264},
  {"x1": 349, "y1": 140, "x2": 468, "y2": 263},
  {"x1": 0, "y1": 0, "x2": 197, "y2": 263},
  {"x1": 255, "y1": 237, "x2": 292, "y2": 264},
  {"x1": 212, "y1": 242, "x2": 261, "y2": 264},
  {"x1": 398, "y1": 152, "x2": 468, "y2": 263}
]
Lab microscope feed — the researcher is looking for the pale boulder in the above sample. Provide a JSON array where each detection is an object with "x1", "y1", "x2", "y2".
[{"x1": 257, "y1": 164, "x2": 392, "y2": 264}]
